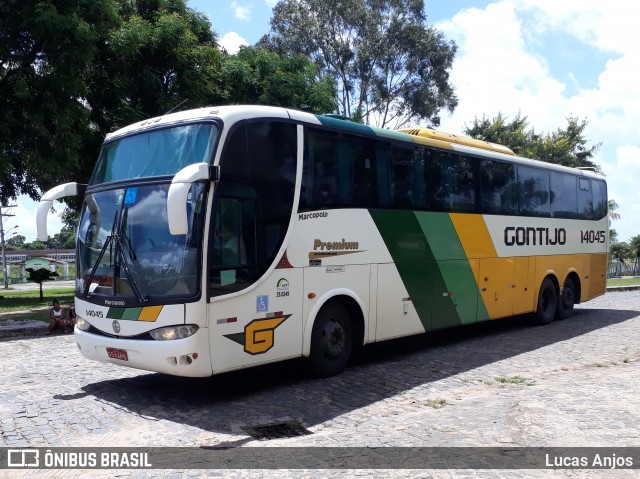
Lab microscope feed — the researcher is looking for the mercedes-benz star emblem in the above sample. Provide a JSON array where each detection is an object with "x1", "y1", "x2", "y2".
[{"x1": 112, "y1": 320, "x2": 121, "y2": 334}]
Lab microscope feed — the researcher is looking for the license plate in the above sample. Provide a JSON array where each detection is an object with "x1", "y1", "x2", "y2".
[{"x1": 106, "y1": 347, "x2": 128, "y2": 361}]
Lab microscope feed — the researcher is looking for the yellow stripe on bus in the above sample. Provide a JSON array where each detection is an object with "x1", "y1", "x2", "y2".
[
  {"x1": 138, "y1": 305, "x2": 164, "y2": 322},
  {"x1": 449, "y1": 213, "x2": 497, "y2": 259}
]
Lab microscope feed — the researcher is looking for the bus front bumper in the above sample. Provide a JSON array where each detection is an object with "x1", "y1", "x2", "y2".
[{"x1": 74, "y1": 328, "x2": 212, "y2": 377}]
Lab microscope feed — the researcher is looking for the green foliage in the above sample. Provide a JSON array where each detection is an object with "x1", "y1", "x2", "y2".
[
  {"x1": 629, "y1": 235, "x2": 640, "y2": 258},
  {"x1": 261, "y1": 0, "x2": 458, "y2": 128},
  {"x1": 608, "y1": 199, "x2": 620, "y2": 244},
  {"x1": 609, "y1": 242, "x2": 631, "y2": 260},
  {"x1": 50, "y1": 226, "x2": 76, "y2": 249},
  {"x1": 1, "y1": 0, "x2": 342, "y2": 211},
  {"x1": 464, "y1": 113, "x2": 601, "y2": 170},
  {"x1": 0, "y1": 0, "x2": 119, "y2": 201},
  {"x1": 5, "y1": 234, "x2": 26, "y2": 249},
  {"x1": 25, "y1": 240, "x2": 48, "y2": 250},
  {"x1": 220, "y1": 46, "x2": 337, "y2": 113}
]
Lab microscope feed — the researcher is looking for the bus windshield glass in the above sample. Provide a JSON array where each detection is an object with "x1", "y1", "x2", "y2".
[
  {"x1": 76, "y1": 182, "x2": 207, "y2": 304},
  {"x1": 89, "y1": 123, "x2": 217, "y2": 185}
]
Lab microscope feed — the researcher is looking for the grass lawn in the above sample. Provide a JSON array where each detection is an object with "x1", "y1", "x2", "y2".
[
  {"x1": 607, "y1": 277, "x2": 640, "y2": 287},
  {"x1": 0, "y1": 288, "x2": 75, "y2": 322}
]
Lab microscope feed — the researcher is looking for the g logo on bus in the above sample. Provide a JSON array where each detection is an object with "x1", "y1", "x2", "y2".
[
  {"x1": 224, "y1": 315, "x2": 291, "y2": 355},
  {"x1": 112, "y1": 320, "x2": 121, "y2": 334}
]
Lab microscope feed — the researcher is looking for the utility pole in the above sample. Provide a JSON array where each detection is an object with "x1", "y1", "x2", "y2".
[{"x1": 1, "y1": 205, "x2": 17, "y2": 289}]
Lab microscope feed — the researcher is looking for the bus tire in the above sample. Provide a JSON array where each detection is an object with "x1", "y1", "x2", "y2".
[
  {"x1": 308, "y1": 302, "x2": 353, "y2": 378},
  {"x1": 556, "y1": 277, "x2": 576, "y2": 320},
  {"x1": 533, "y1": 278, "x2": 557, "y2": 325}
]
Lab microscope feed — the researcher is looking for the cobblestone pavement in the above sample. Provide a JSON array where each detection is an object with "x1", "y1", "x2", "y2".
[{"x1": 1, "y1": 291, "x2": 639, "y2": 479}]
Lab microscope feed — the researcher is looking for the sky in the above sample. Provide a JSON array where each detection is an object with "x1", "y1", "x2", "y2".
[{"x1": 11, "y1": 0, "x2": 639, "y2": 244}]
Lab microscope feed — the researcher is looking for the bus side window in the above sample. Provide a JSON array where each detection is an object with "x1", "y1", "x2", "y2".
[
  {"x1": 432, "y1": 151, "x2": 476, "y2": 213},
  {"x1": 518, "y1": 165, "x2": 550, "y2": 217},
  {"x1": 577, "y1": 177, "x2": 592, "y2": 219},
  {"x1": 375, "y1": 143, "x2": 393, "y2": 207},
  {"x1": 591, "y1": 179, "x2": 607, "y2": 219},
  {"x1": 300, "y1": 129, "x2": 374, "y2": 210},
  {"x1": 480, "y1": 160, "x2": 517, "y2": 215},
  {"x1": 550, "y1": 172, "x2": 578, "y2": 218}
]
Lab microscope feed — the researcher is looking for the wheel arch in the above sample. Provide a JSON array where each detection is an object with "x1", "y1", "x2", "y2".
[
  {"x1": 564, "y1": 270, "x2": 582, "y2": 304},
  {"x1": 302, "y1": 289, "x2": 366, "y2": 357},
  {"x1": 534, "y1": 271, "x2": 559, "y2": 310}
]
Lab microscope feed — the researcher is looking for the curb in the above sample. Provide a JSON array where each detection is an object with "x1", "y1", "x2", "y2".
[
  {"x1": 0, "y1": 320, "x2": 48, "y2": 341},
  {"x1": 0, "y1": 286, "x2": 638, "y2": 341}
]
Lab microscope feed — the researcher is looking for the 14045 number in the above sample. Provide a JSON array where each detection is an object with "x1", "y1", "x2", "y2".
[{"x1": 581, "y1": 230, "x2": 606, "y2": 244}]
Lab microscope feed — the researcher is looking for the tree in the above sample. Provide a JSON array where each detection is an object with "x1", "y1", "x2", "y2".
[
  {"x1": 609, "y1": 242, "x2": 631, "y2": 261},
  {"x1": 260, "y1": 0, "x2": 458, "y2": 128},
  {"x1": 51, "y1": 227, "x2": 76, "y2": 250},
  {"x1": 25, "y1": 240, "x2": 48, "y2": 250},
  {"x1": 608, "y1": 199, "x2": 621, "y2": 244},
  {"x1": 464, "y1": 113, "x2": 601, "y2": 170},
  {"x1": 1, "y1": 0, "x2": 223, "y2": 203},
  {"x1": 5, "y1": 234, "x2": 26, "y2": 249},
  {"x1": 220, "y1": 46, "x2": 337, "y2": 113},
  {"x1": 629, "y1": 235, "x2": 640, "y2": 259},
  {"x1": 25, "y1": 267, "x2": 59, "y2": 300},
  {"x1": 2, "y1": 0, "x2": 342, "y2": 209},
  {"x1": 0, "y1": 0, "x2": 119, "y2": 202}
]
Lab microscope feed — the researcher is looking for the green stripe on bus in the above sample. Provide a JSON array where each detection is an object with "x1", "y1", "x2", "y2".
[
  {"x1": 415, "y1": 212, "x2": 489, "y2": 324},
  {"x1": 107, "y1": 308, "x2": 126, "y2": 319},
  {"x1": 369, "y1": 210, "x2": 459, "y2": 331},
  {"x1": 315, "y1": 115, "x2": 376, "y2": 136},
  {"x1": 121, "y1": 307, "x2": 143, "y2": 320},
  {"x1": 370, "y1": 210, "x2": 490, "y2": 331}
]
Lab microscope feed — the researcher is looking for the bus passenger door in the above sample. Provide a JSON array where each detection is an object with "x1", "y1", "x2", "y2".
[{"x1": 479, "y1": 258, "x2": 515, "y2": 320}]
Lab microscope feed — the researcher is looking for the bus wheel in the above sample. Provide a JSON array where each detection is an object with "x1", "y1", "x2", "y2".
[
  {"x1": 556, "y1": 277, "x2": 576, "y2": 320},
  {"x1": 308, "y1": 302, "x2": 353, "y2": 377},
  {"x1": 533, "y1": 278, "x2": 557, "y2": 325}
]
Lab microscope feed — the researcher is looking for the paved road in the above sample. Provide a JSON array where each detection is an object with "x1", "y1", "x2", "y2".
[{"x1": 1, "y1": 291, "x2": 639, "y2": 478}]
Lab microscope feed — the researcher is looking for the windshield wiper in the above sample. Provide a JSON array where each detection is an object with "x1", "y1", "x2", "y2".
[
  {"x1": 83, "y1": 234, "x2": 113, "y2": 298},
  {"x1": 83, "y1": 233, "x2": 146, "y2": 303},
  {"x1": 115, "y1": 234, "x2": 146, "y2": 303},
  {"x1": 83, "y1": 206, "x2": 147, "y2": 303}
]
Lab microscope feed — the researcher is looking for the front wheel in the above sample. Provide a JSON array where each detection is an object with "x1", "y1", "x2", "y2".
[
  {"x1": 556, "y1": 277, "x2": 576, "y2": 320},
  {"x1": 533, "y1": 277, "x2": 557, "y2": 325},
  {"x1": 308, "y1": 302, "x2": 353, "y2": 378}
]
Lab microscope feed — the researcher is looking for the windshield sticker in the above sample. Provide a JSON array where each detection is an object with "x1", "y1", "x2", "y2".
[{"x1": 124, "y1": 188, "x2": 138, "y2": 205}]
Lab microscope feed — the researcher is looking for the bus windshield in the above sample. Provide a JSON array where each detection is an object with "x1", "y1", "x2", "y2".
[
  {"x1": 89, "y1": 123, "x2": 217, "y2": 185},
  {"x1": 76, "y1": 182, "x2": 207, "y2": 304}
]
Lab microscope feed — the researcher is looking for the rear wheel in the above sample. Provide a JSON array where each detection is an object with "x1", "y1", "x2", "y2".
[
  {"x1": 533, "y1": 278, "x2": 557, "y2": 325},
  {"x1": 556, "y1": 277, "x2": 576, "y2": 320},
  {"x1": 308, "y1": 302, "x2": 353, "y2": 377}
]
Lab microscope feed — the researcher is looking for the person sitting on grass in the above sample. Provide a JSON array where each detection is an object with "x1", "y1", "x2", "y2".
[{"x1": 46, "y1": 300, "x2": 67, "y2": 335}]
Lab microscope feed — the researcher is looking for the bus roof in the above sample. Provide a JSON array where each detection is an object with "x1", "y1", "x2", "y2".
[
  {"x1": 105, "y1": 105, "x2": 604, "y2": 180},
  {"x1": 396, "y1": 128, "x2": 515, "y2": 156}
]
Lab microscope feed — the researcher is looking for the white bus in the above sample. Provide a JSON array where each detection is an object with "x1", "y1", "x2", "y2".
[{"x1": 37, "y1": 105, "x2": 608, "y2": 377}]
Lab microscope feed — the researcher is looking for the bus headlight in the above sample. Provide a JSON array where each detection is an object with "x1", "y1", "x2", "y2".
[
  {"x1": 150, "y1": 325, "x2": 199, "y2": 341},
  {"x1": 76, "y1": 317, "x2": 91, "y2": 331}
]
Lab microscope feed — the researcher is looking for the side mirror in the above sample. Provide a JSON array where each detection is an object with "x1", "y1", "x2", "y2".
[
  {"x1": 36, "y1": 182, "x2": 86, "y2": 241},
  {"x1": 167, "y1": 163, "x2": 218, "y2": 235}
]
